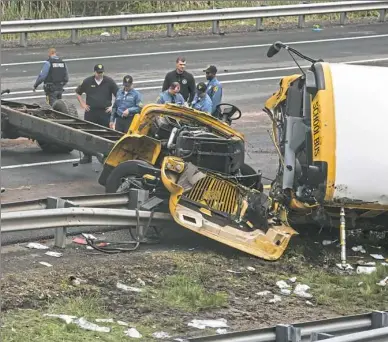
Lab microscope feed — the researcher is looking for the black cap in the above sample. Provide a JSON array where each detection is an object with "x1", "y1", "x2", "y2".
[
  {"x1": 203, "y1": 65, "x2": 217, "y2": 74},
  {"x1": 196, "y1": 82, "x2": 207, "y2": 93},
  {"x1": 123, "y1": 75, "x2": 133, "y2": 86},
  {"x1": 94, "y1": 64, "x2": 104, "y2": 72}
]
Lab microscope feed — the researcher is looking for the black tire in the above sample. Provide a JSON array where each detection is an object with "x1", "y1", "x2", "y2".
[
  {"x1": 105, "y1": 160, "x2": 158, "y2": 194},
  {"x1": 37, "y1": 99, "x2": 79, "y2": 154}
]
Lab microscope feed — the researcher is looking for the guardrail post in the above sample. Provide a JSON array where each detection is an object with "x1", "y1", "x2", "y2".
[
  {"x1": 298, "y1": 14, "x2": 305, "y2": 28},
  {"x1": 212, "y1": 20, "x2": 220, "y2": 34},
  {"x1": 379, "y1": 9, "x2": 386, "y2": 22},
  {"x1": 255, "y1": 17, "x2": 263, "y2": 31},
  {"x1": 20, "y1": 32, "x2": 28, "y2": 47},
  {"x1": 120, "y1": 12, "x2": 128, "y2": 39},
  {"x1": 310, "y1": 332, "x2": 334, "y2": 341},
  {"x1": 276, "y1": 324, "x2": 301, "y2": 342},
  {"x1": 371, "y1": 311, "x2": 388, "y2": 329},
  {"x1": 167, "y1": 23, "x2": 174, "y2": 37},
  {"x1": 128, "y1": 189, "x2": 150, "y2": 241},
  {"x1": 340, "y1": 12, "x2": 347, "y2": 25},
  {"x1": 71, "y1": 15, "x2": 79, "y2": 43}
]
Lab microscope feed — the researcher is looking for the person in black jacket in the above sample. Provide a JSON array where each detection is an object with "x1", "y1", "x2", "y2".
[{"x1": 162, "y1": 56, "x2": 196, "y2": 104}]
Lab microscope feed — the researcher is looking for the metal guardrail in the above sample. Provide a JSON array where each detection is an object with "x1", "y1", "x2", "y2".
[
  {"x1": 2, "y1": 1, "x2": 388, "y2": 47},
  {"x1": 187, "y1": 311, "x2": 388, "y2": 342}
]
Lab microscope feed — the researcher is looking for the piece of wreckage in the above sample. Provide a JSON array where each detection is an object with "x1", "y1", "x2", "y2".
[{"x1": 262, "y1": 41, "x2": 388, "y2": 263}]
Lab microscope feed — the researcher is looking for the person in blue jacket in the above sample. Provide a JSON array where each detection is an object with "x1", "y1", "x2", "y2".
[
  {"x1": 191, "y1": 82, "x2": 213, "y2": 114},
  {"x1": 156, "y1": 82, "x2": 185, "y2": 105},
  {"x1": 203, "y1": 65, "x2": 223, "y2": 117},
  {"x1": 110, "y1": 75, "x2": 144, "y2": 133}
]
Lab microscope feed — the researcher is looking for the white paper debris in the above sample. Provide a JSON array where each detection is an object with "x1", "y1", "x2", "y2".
[
  {"x1": 336, "y1": 263, "x2": 354, "y2": 271},
  {"x1": 95, "y1": 318, "x2": 114, "y2": 323},
  {"x1": 152, "y1": 331, "x2": 171, "y2": 339},
  {"x1": 117, "y1": 320, "x2": 129, "y2": 326},
  {"x1": 352, "y1": 245, "x2": 366, "y2": 253},
  {"x1": 43, "y1": 314, "x2": 77, "y2": 324},
  {"x1": 280, "y1": 289, "x2": 291, "y2": 296},
  {"x1": 306, "y1": 301, "x2": 314, "y2": 306},
  {"x1": 269, "y1": 295, "x2": 282, "y2": 303},
  {"x1": 289, "y1": 277, "x2": 297, "y2": 283},
  {"x1": 358, "y1": 282, "x2": 364, "y2": 286},
  {"x1": 227, "y1": 269, "x2": 243, "y2": 274},
  {"x1": 370, "y1": 254, "x2": 385, "y2": 260},
  {"x1": 216, "y1": 328, "x2": 228, "y2": 334},
  {"x1": 137, "y1": 278, "x2": 146, "y2": 286},
  {"x1": 376, "y1": 277, "x2": 388, "y2": 287},
  {"x1": 82, "y1": 233, "x2": 97, "y2": 240},
  {"x1": 294, "y1": 284, "x2": 313, "y2": 299},
  {"x1": 27, "y1": 242, "x2": 49, "y2": 250},
  {"x1": 45, "y1": 251, "x2": 63, "y2": 258},
  {"x1": 247, "y1": 266, "x2": 255, "y2": 272},
  {"x1": 356, "y1": 266, "x2": 377, "y2": 275},
  {"x1": 256, "y1": 290, "x2": 272, "y2": 296},
  {"x1": 73, "y1": 317, "x2": 111, "y2": 332},
  {"x1": 100, "y1": 32, "x2": 111, "y2": 37},
  {"x1": 322, "y1": 240, "x2": 336, "y2": 246},
  {"x1": 188, "y1": 319, "x2": 228, "y2": 329},
  {"x1": 39, "y1": 262, "x2": 52, "y2": 267},
  {"x1": 276, "y1": 280, "x2": 290, "y2": 289},
  {"x1": 116, "y1": 282, "x2": 143, "y2": 292},
  {"x1": 124, "y1": 328, "x2": 142, "y2": 338}
]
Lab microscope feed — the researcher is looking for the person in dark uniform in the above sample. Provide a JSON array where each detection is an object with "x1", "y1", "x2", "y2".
[
  {"x1": 162, "y1": 56, "x2": 196, "y2": 105},
  {"x1": 33, "y1": 47, "x2": 69, "y2": 106},
  {"x1": 75, "y1": 64, "x2": 119, "y2": 164},
  {"x1": 110, "y1": 75, "x2": 144, "y2": 133}
]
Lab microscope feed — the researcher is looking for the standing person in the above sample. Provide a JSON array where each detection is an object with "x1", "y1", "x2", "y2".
[
  {"x1": 157, "y1": 82, "x2": 185, "y2": 105},
  {"x1": 203, "y1": 65, "x2": 223, "y2": 117},
  {"x1": 162, "y1": 56, "x2": 196, "y2": 105},
  {"x1": 191, "y1": 82, "x2": 212, "y2": 114},
  {"x1": 110, "y1": 75, "x2": 144, "y2": 133},
  {"x1": 75, "y1": 64, "x2": 118, "y2": 164},
  {"x1": 33, "y1": 47, "x2": 69, "y2": 106}
]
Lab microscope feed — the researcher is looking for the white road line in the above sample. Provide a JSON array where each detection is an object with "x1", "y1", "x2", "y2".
[
  {"x1": 3, "y1": 76, "x2": 285, "y2": 101},
  {"x1": 2, "y1": 33, "x2": 388, "y2": 67},
  {"x1": 4, "y1": 55, "x2": 388, "y2": 101},
  {"x1": 1, "y1": 158, "x2": 80, "y2": 170}
]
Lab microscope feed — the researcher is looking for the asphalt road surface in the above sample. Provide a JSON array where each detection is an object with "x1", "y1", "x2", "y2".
[{"x1": 1, "y1": 22, "x2": 388, "y2": 243}]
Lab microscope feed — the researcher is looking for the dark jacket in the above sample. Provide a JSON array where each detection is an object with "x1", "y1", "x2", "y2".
[{"x1": 162, "y1": 70, "x2": 196, "y2": 103}]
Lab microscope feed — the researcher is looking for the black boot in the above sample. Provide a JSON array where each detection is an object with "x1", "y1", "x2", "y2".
[{"x1": 80, "y1": 155, "x2": 92, "y2": 164}]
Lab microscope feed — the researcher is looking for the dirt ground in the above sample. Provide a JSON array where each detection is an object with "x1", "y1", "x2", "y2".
[{"x1": 1, "y1": 224, "x2": 388, "y2": 341}]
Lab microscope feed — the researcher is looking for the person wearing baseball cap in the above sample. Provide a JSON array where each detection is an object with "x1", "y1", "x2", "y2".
[
  {"x1": 75, "y1": 64, "x2": 119, "y2": 163},
  {"x1": 156, "y1": 81, "x2": 185, "y2": 105},
  {"x1": 190, "y1": 82, "x2": 212, "y2": 114},
  {"x1": 203, "y1": 65, "x2": 223, "y2": 117},
  {"x1": 110, "y1": 75, "x2": 144, "y2": 133}
]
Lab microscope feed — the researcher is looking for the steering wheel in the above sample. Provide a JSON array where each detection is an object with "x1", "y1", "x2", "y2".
[{"x1": 215, "y1": 103, "x2": 242, "y2": 124}]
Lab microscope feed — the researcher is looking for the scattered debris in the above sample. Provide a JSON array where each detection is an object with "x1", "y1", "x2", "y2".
[
  {"x1": 152, "y1": 331, "x2": 171, "y2": 339},
  {"x1": 216, "y1": 328, "x2": 228, "y2": 334},
  {"x1": 73, "y1": 317, "x2": 111, "y2": 332},
  {"x1": 100, "y1": 32, "x2": 111, "y2": 37},
  {"x1": 69, "y1": 276, "x2": 87, "y2": 286},
  {"x1": 188, "y1": 248, "x2": 196, "y2": 251},
  {"x1": 124, "y1": 328, "x2": 142, "y2": 338},
  {"x1": 247, "y1": 266, "x2": 255, "y2": 272},
  {"x1": 281, "y1": 289, "x2": 291, "y2": 296},
  {"x1": 376, "y1": 277, "x2": 388, "y2": 287},
  {"x1": 188, "y1": 319, "x2": 228, "y2": 330},
  {"x1": 322, "y1": 240, "x2": 336, "y2": 246},
  {"x1": 82, "y1": 233, "x2": 97, "y2": 240},
  {"x1": 116, "y1": 282, "x2": 143, "y2": 293},
  {"x1": 43, "y1": 314, "x2": 77, "y2": 324},
  {"x1": 117, "y1": 321, "x2": 129, "y2": 326},
  {"x1": 227, "y1": 269, "x2": 243, "y2": 274},
  {"x1": 358, "y1": 282, "x2": 364, "y2": 286},
  {"x1": 26, "y1": 242, "x2": 49, "y2": 250},
  {"x1": 289, "y1": 277, "x2": 297, "y2": 283},
  {"x1": 336, "y1": 263, "x2": 354, "y2": 271},
  {"x1": 72, "y1": 237, "x2": 87, "y2": 245},
  {"x1": 137, "y1": 278, "x2": 146, "y2": 286},
  {"x1": 356, "y1": 266, "x2": 377, "y2": 275},
  {"x1": 45, "y1": 251, "x2": 63, "y2": 258},
  {"x1": 276, "y1": 280, "x2": 290, "y2": 289},
  {"x1": 294, "y1": 284, "x2": 313, "y2": 299},
  {"x1": 269, "y1": 295, "x2": 282, "y2": 303},
  {"x1": 306, "y1": 301, "x2": 314, "y2": 306},
  {"x1": 256, "y1": 290, "x2": 272, "y2": 296},
  {"x1": 38, "y1": 262, "x2": 52, "y2": 267},
  {"x1": 370, "y1": 254, "x2": 385, "y2": 260},
  {"x1": 95, "y1": 318, "x2": 114, "y2": 323},
  {"x1": 352, "y1": 245, "x2": 366, "y2": 254}
]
